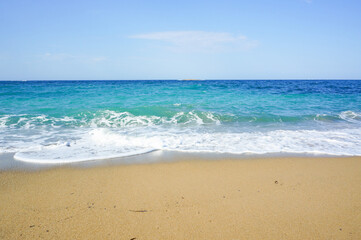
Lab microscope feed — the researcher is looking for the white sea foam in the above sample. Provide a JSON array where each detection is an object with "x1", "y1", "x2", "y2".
[
  {"x1": 10, "y1": 126, "x2": 361, "y2": 164},
  {"x1": 2, "y1": 110, "x2": 359, "y2": 131},
  {"x1": 2, "y1": 109, "x2": 361, "y2": 164},
  {"x1": 90, "y1": 111, "x2": 163, "y2": 128},
  {"x1": 0, "y1": 116, "x2": 7, "y2": 128},
  {"x1": 13, "y1": 128, "x2": 157, "y2": 163},
  {"x1": 339, "y1": 111, "x2": 361, "y2": 123},
  {"x1": 0, "y1": 110, "x2": 223, "y2": 130},
  {"x1": 14, "y1": 147, "x2": 155, "y2": 164}
]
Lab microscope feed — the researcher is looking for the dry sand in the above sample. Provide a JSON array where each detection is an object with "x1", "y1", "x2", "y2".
[{"x1": 1, "y1": 157, "x2": 361, "y2": 239}]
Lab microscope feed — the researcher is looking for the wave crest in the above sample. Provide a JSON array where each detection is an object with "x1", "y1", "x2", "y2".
[
  {"x1": 0, "y1": 110, "x2": 222, "y2": 129},
  {"x1": 1, "y1": 110, "x2": 361, "y2": 130},
  {"x1": 339, "y1": 111, "x2": 361, "y2": 123}
]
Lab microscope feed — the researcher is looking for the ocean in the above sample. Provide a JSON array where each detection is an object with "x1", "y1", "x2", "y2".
[{"x1": 0, "y1": 80, "x2": 360, "y2": 164}]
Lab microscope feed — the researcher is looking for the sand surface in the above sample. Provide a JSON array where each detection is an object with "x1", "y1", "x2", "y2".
[{"x1": 1, "y1": 157, "x2": 361, "y2": 239}]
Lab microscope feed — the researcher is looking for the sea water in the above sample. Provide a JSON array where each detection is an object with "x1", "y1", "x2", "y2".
[{"x1": 0, "y1": 80, "x2": 360, "y2": 164}]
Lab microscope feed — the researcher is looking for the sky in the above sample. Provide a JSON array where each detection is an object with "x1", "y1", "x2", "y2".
[{"x1": 0, "y1": 0, "x2": 360, "y2": 80}]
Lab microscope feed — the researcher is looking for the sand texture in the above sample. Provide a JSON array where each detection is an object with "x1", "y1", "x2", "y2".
[{"x1": 1, "y1": 157, "x2": 361, "y2": 239}]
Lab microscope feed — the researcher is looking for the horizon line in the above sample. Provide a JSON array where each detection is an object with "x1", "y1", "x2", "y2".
[{"x1": 1, "y1": 79, "x2": 361, "y2": 81}]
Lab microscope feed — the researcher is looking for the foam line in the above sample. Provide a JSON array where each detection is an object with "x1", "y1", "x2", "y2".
[{"x1": 14, "y1": 148, "x2": 156, "y2": 164}]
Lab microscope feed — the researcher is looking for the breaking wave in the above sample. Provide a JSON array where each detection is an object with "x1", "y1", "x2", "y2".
[
  {"x1": 1, "y1": 110, "x2": 360, "y2": 164},
  {"x1": 1, "y1": 110, "x2": 360, "y2": 130}
]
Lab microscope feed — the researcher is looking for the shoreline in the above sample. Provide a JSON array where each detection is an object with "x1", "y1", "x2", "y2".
[
  {"x1": 1, "y1": 150, "x2": 359, "y2": 171},
  {"x1": 1, "y1": 156, "x2": 360, "y2": 239}
]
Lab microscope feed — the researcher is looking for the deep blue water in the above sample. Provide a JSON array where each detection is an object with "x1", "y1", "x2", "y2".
[{"x1": 1, "y1": 80, "x2": 360, "y2": 163}]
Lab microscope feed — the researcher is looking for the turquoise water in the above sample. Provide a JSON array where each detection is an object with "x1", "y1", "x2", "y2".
[{"x1": 1, "y1": 80, "x2": 361, "y2": 163}]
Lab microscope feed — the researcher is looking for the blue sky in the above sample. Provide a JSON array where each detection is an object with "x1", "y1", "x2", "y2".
[{"x1": 0, "y1": 0, "x2": 360, "y2": 80}]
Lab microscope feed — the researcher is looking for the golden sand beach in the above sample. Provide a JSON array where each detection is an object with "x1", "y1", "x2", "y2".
[{"x1": 1, "y1": 157, "x2": 361, "y2": 239}]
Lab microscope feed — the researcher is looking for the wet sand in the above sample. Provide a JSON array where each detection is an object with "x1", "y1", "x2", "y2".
[{"x1": 1, "y1": 157, "x2": 361, "y2": 239}]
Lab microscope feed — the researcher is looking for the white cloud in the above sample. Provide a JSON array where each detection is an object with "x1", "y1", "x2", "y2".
[
  {"x1": 304, "y1": 0, "x2": 312, "y2": 3},
  {"x1": 130, "y1": 31, "x2": 258, "y2": 53}
]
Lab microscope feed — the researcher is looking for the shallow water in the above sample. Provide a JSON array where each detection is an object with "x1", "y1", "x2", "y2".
[{"x1": 1, "y1": 80, "x2": 360, "y2": 164}]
